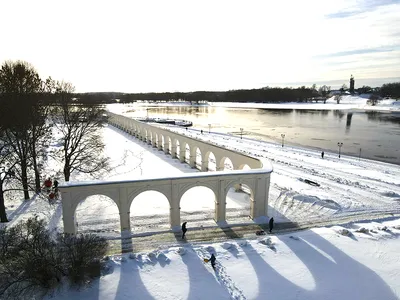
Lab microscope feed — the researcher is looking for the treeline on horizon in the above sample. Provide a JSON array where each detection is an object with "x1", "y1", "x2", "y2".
[{"x1": 74, "y1": 82, "x2": 400, "y2": 104}]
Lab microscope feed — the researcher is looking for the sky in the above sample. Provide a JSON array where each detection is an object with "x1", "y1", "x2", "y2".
[{"x1": 0, "y1": 0, "x2": 399, "y2": 93}]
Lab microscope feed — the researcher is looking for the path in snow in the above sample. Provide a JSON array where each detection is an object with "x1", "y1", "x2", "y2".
[{"x1": 194, "y1": 247, "x2": 247, "y2": 300}]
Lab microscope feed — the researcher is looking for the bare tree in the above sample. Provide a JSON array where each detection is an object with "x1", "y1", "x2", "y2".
[
  {"x1": 368, "y1": 94, "x2": 380, "y2": 106},
  {"x1": 318, "y1": 85, "x2": 331, "y2": 103},
  {"x1": 0, "y1": 136, "x2": 18, "y2": 222},
  {"x1": 335, "y1": 94, "x2": 342, "y2": 104},
  {"x1": 0, "y1": 61, "x2": 43, "y2": 199},
  {"x1": 51, "y1": 81, "x2": 110, "y2": 181}
]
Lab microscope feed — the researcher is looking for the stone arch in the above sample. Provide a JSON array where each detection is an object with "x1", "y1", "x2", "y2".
[
  {"x1": 70, "y1": 190, "x2": 120, "y2": 214},
  {"x1": 165, "y1": 135, "x2": 172, "y2": 154},
  {"x1": 129, "y1": 190, "x2": 171, "y2": 232},
  {"x1": 219, "y1": 156, "x2": 234, "y2": 171},
  {"x1": 172, "y1": 138, "x2": 179, "y2": 159},
  {"x1": 189, "y1": 146, "x2": 202, "y2": 169},
  {"x1": 73, "y1": 193, "x2": 120, "y2": 233},
  {"x1": 128, "y1": 187, "x2": 171, "y2": 208},
  {"x1": 151, "y1": 131, "x2": 156, "y2": 147},
  {"x1": 238, "y1": 164, "x2": 251, "y2": 170},
  {"x1": 179, "y1": 184, "x2": 218, "y2": 226},
  {"x1": 155, "y1": 133, "x2": 162, "y2": 149},
  {"x1": 204, "y1": 151, "x2": 216, "y2": 171},
  {"x1": 224, "y1": 181, "x2": 254, "y2": 225},
  {"x1": 224, "y1": 178, "x2": 260, "y2": 220},
  {"x1": 180, "y1": 142, "x2": 190, "y2": 163}
]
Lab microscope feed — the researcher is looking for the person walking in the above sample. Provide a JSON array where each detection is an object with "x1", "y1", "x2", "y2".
[
  {"x1": 53, "y1": 179, "x2": 59, "y2": 199},
  {"x1": 210, "y1": 253, "x2": 216, "y2": 269},
  {"x1": 44, "y1": 178, "x2": 52, "y2": 193},
  {"x1": 321, "y1": 151, "x2": 325, "y2": 159},
  {"x1": 181, "y1": 221, "x2": 187, "y2": 239},
  {"x1": 268, "y1": 217, "x2": 274, "y2": 233}
]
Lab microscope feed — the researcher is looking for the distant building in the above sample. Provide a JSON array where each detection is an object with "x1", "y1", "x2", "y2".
[{"x1": 350, "y1": 75, "x2": 355, "y2": 94}]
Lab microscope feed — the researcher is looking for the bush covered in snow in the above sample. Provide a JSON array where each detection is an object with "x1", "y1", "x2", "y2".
[
  {"x1": 258, "y1": 237, "x2": 274, "y2": 247},
  {"x1": 337, "y1": 228, "x2": 352, "y2": 236},
  {"x1": 355, "y1": 227, "x2": 369, "y2": 233},
  {"x1": 239, "y1": 240, "x2": 248, "y2": 247},
  {"x1": 0, "y1": 217, "x2": 108, "y2": 299},
  {"x1": 176, "y1": 247, "x2": 186, "y2": 255},
  {"x1": 221, "y1": 242, "x2": 234, "y2": 250},
  {"x1": 156, "y1": 252, "x2": 170, "y2": 263}
]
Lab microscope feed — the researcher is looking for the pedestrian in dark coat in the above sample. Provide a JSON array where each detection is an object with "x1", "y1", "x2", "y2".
[
  {"x1": 321, "y1": 151, "x2": 325, "y2": 159},
  {"x1": 268, "y1": 217, "x2": 274, "y2": 233},
  {"x1": 210, "y1": 253, "x2": 216, "y2": 269},
  {"x1": 181, "y1": 222, "x2": 187, "y2": 239}
]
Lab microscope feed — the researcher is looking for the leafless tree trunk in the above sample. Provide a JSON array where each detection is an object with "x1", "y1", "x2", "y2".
[
  {"x1": 335, "y1": 94, "x2": 342, "y2": 104},
  {"x1": 0, "y1": 61, "x2": 44, "y2": 199},
  {"x1": 51, "y1": 81, "x2": 110, "y2": 182}
]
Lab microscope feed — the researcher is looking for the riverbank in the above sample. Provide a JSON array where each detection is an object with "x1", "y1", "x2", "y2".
[
  {"x1": 210, "y1": 95, "x2": 400, "y2": 111},
  {"x1": 115, "y1": 95, "x2": 400, "y2": 112}
]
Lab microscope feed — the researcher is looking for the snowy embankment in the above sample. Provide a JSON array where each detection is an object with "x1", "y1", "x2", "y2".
[
  {"x1": 209, "y1": 95, "x2": 400, "y2": 111},
  {"x1": 50, "y1": 219, "x2": 400, "y2": 300},
  {"x1": 111, "y1": 95, "x2": 400, "y2": 112}
]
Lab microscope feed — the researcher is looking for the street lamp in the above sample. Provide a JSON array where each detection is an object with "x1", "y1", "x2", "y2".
[
  {"x1": 337, "y1": 142, "x2": 343, "y2": 158},
  {"x1": 208, "y1": 124, "x2": 211, "y2": 134},
  {"x1": 281, "y1": 134, "x2": 285, "y2": 147},
  {"x1": 240, "y1": 128, "x2": 244, "y2": 139}
]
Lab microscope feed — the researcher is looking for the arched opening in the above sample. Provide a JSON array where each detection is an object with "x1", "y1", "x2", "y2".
[
  {"x1": 168, "y1": 137, "x2": 173, "y2": 155},
  {"x1": 175, "y1": 140, "x2": 181, "y2": 159},
  {"x1": 219, "y1": 157, "x2": 234, "y2": 171},
  {"x1": 160, "y1": 134, "x2": 166, "y2": 151},
  {"x1": 180, "y1": 186, "x2": 217, "y2": 228},
  {"x1": 194, "y1": 147, "x2": 202, "y2": 170},
  {"x1": 225, "y1": 182, "x2": 255, "y2": 225},
  {"x1": 75, "y1": 194, "x2": 120, "y2": 235},
  {"x1": 204, "y1": 151, "x2": 216, "y2": 171},
  {"x1": 185, "y1": 143, "x2": 190, "y2": 164},
  {"x1": 130, "y1": 191, "x2": 170, "y2": 233},
  {"x1": 155, "y1": 133, "x2": 160, "y2": 148},
  {"x1": 238, "y1": 164, "x2": 251, "y2": 170}
]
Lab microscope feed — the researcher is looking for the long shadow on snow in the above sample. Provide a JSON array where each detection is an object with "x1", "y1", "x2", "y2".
[
  {"x1": 238, "y1": 231, "x2": 397, "y2": 300},
  {"x1": 181, "y1": 245, "x2": 231, "y2": 300},
  {"x1": 114, "y1": 256, "x2": 155, "y2": 300}
]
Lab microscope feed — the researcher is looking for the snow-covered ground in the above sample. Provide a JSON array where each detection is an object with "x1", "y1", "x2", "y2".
[
  {"x1": 3, "y1": 102, "x2": 400, "y2": 299},
  {"x1": 50, "y1": 219, "x2": 400, "y2": 300}
]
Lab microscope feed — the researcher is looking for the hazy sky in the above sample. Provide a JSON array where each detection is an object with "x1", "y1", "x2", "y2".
[{"x1": 1, "y1": 0, "x2": 399, "y2": 92}]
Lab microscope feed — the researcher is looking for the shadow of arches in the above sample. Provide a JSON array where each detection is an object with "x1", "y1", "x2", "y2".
[
  {"x1": 238, "y1": 231, "x2": 398, "y2": 299},
  {"x1": 114, "y1": 259, "x2": 155, "y2": 300},
  {"x1": 180, "y1": 246, "x2": 231, "y2": 300},
  {"x1": 282, "y1": 230, "x2": 398, "y2": 299}
]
